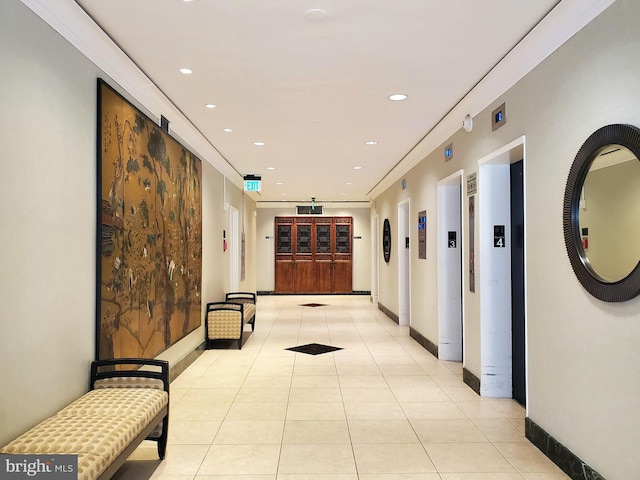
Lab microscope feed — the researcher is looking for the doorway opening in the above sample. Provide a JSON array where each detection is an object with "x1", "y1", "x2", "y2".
[
  {"x1": 437, "y1": 170, "x2": 463, "y2": 361},
  {"x1": 477, "y1": 136, "x2": 527, "y2": 404},
  {"x1": 398, "y1": 199, "x2": 411, "y2": 326},
  {"x1": 230, "y1": 206, "x2": 240, "y2": 292}
]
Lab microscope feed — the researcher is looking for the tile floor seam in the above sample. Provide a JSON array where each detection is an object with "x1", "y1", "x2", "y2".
[
  {"x1": 193, "y1": 442, "x2": 214, "y2": 478},
  {"x1": 115, "y1": 295, "x2": 569, "y2": 479},
  {"x1": 336, "y1": 348, "x2": 361, "y2": 480}
]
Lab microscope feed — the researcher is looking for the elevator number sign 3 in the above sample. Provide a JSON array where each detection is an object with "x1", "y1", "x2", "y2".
[{"x1": 448, "y1": 231, "x2": 457, "y2": 248}]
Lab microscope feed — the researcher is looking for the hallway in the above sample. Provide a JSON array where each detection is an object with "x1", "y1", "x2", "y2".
[{"x1": 117, "y1": 295, "x2": 568, "y2": 479}]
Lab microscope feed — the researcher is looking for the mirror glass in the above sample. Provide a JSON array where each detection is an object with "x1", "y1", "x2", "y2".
[{"x1": 578, "y1": 144, "x2": 640, "y2": 282}]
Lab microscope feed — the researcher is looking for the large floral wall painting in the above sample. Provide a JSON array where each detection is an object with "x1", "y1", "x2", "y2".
[{"x1": 97, "y1": 79, "x2": 202, "y2": 360}]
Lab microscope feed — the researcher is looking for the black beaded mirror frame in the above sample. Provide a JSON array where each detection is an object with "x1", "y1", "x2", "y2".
[
  {"x1": 382, "y1": 218, "x2": 391, "y2": 263},
  {"x1": 563, "y1": 123, "x2": 640, "y2": 302}
]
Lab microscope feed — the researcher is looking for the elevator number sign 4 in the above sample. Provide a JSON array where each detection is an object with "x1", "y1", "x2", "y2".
[{"x1": 494, "y1": 225, "x2": 505, "y2": 248}]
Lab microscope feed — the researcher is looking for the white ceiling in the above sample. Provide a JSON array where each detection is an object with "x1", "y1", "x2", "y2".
[{"x1": 43, "y1": 0, "x2": 601, "y2": 204}]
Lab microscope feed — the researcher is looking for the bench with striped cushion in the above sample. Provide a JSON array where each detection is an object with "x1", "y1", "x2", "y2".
[{"x1": 0, "y1": 358, "x2": 169, "y2": 480}]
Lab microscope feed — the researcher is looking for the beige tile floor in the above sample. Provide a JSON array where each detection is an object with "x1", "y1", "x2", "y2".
[{"x1": 114, "y1": 295, "x2": 569, "y2": 480}]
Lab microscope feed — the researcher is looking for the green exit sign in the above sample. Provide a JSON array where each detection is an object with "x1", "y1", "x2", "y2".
[{"x1": 244, "y1": 179, "x2": 261, "y2": 192}]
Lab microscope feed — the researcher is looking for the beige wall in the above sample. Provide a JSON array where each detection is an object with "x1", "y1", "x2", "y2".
[
  {"x1": 512, "y1": 3, "x2": 639, "y2": 477},
  {"x1": 256, "y1": 206, "x2": 371, "y2": 293},
  {"x1": 3, "y1": 0, "x2": 640, "y2": 477},
  {"x1": 372, "y1": 0, "x2": 640, "y2": 478},
  {"x1": 0, "y1": 0, "x2": 98, "y2": 444},
  {"x1": 0, "y1": 0, "x2": 255, "y2": 446}
]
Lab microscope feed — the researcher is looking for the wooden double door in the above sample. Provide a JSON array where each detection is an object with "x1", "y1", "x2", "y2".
[{"x1": 275, "y1": 216, "x2": 352, "y2": 293}]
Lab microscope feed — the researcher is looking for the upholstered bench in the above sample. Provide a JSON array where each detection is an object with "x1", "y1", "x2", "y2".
[
  {"x1": 0, "y1": 358, "x2": 169, "y2": 480},
  {"x1": 205, "y1": 292, "x2": 257, "y2": 349}
]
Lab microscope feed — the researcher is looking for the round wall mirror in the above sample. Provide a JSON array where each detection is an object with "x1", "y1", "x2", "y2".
[
  {"x1": 383, "y1": 218, "x2": 391, "y2": 263},
  {"x1": 563, "y1": 124, "x2": 640, "y2": 302}
]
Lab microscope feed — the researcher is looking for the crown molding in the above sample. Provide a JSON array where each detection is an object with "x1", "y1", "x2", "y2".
[
  {"x1": 20, "y1": 0, "x2": 614, "y2": 203},
  {"x1": 367, "y1": 0, "x2": 616, "y2": 200},
  {"x1": 19, "y1": 0, "x2": 245, "y2": 190}
]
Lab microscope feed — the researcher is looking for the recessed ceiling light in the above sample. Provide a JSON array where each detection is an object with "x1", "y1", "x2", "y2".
[
  {"x1": 253, "y1": 141, "x2": 266, "y2": 146},
  {"x1": 365, "y1": 141, "x2": 378, "y2": 145},
  {"x1": 341, "y1": 193, "x2": 347, "y2": 196},
  {"x1": 223, "y1": 128, "x2": 233, "y2": 133},
  {"x1": 266, "y1": 166, "x2": 276, "y2": 170},
  {"x1": 179, "y1": 67, "x2": 193, "y2": 75},
  {"x1": 388, "y1": 93, "x2": 408, "y2": 101},
  {"x1": 345, "y1": 182, "x2": 353, "y2": 185},
  {"x1": 275, "y1": 182, "x2": 283, "y2": 185},
  {"x1": 281, "y1": 192, "x2": 288, "y2": 196},
  {"x1": 205, "y1": 103, "x2": 216, "y2": 109},
  {"x1": 353, "y1": 166, "x2": 363, "y2": 170}
]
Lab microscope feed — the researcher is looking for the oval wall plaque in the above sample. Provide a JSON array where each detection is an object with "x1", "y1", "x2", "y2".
[{"x1": 383, "y1": 218, "x2": 391, "y2": 263}]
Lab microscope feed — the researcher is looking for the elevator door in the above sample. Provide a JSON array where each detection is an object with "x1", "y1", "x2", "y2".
[{"x1": 511, "y1": 160, "x2": 526, "y2": 405}]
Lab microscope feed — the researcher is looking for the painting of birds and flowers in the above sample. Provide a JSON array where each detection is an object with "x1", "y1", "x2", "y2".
[{"x1": 98, "y1": 79, "x2": 202, "y2": 360}]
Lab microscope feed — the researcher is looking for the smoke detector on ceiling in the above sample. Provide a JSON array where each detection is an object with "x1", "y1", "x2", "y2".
[
  {"x1": 305, "y1": 9, "x2": 327, "y2": 20},
  {"x1": 462, "y1": 114, "x2": 473, "y2": 132}
]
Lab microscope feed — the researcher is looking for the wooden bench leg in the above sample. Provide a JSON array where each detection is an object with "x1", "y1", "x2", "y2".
[{"x1": 157, "y1": 418, "x2": 169, "y2": 460}]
